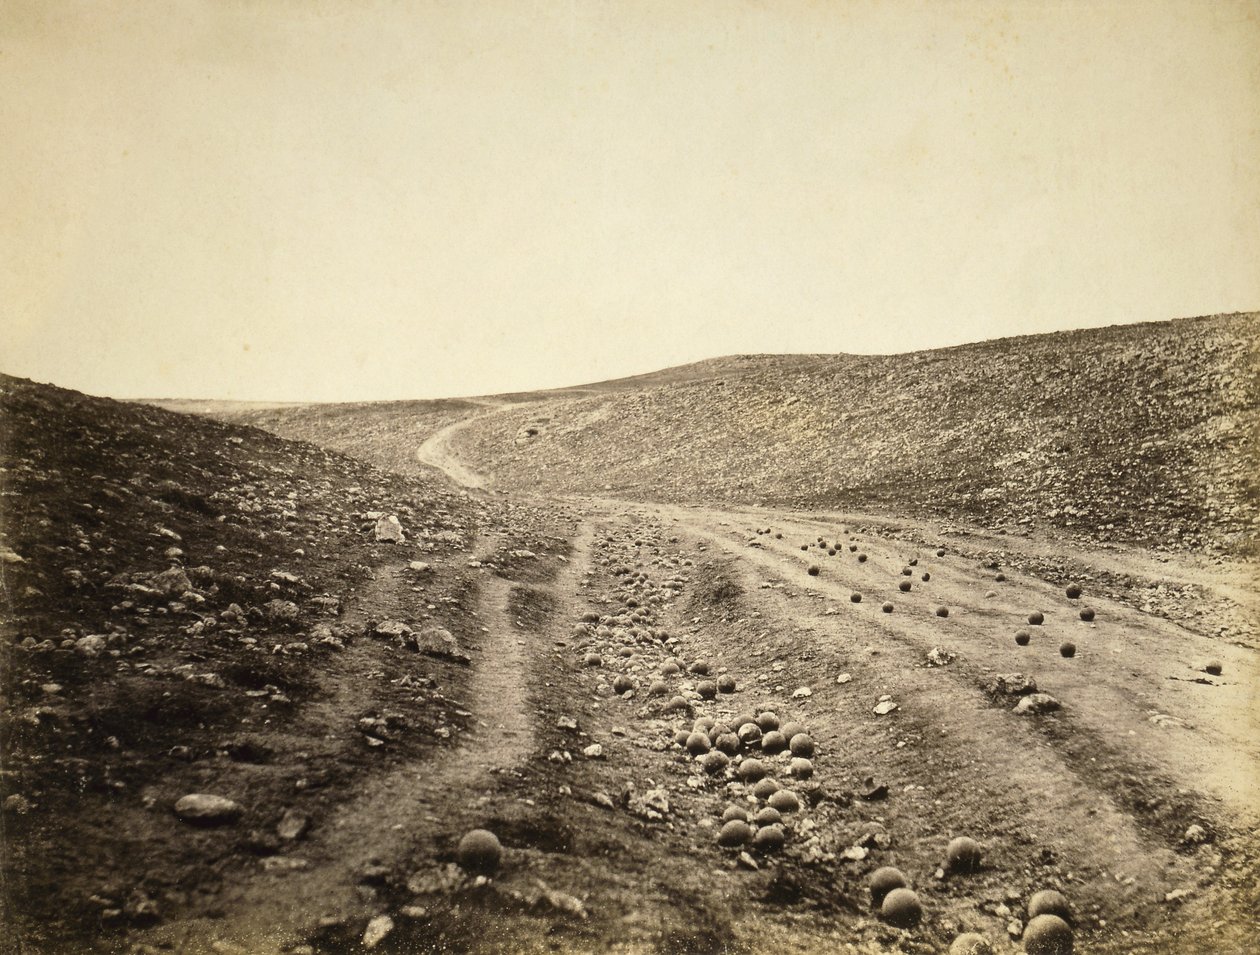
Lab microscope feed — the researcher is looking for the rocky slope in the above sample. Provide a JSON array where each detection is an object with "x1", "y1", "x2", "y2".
[{"x1": 455, "y1": 313, "x2": 1259, "y2": 555}]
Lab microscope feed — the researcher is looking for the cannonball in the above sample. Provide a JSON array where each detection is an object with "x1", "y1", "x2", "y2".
[
  {"x1": 751, "y1": 824, "x2": 786, "y2": 853},
  {"x1": 714, "y1": 732, "x2": 741, "y2": 756},
  {"x1": 661, "y1": 661, "x2": 681, "y2": 676},
  {"x1": 1065, "y1": 584, "x2": 1082, "y2": 599},
  {"x1": 858, "y1": 553, "x2": 868, "y2": 563},
  {"x1": 701, "y1": 750, "x2": 730, "y2": 774},
  {"x1": 717, "y1": 819, "x2": 753, "y2": 847},
  {"x1": 717, "y1": 674, "x2": 737, "y2": 693},
  {"x1": 767, "y1": 789, "x2": 800, "y2": 813},
  {"x1": 849, "y1": 544, "x2": 858, "y2": 552},
  {"x1": 737, "y1": 722, "x2": 763, "y2": 746},
  {"x1": 789, "y1": 734, "x2": 815, "y2": 758},
  {"x1": 685, "y1": 732, "x2": 711, "y2": 756},
  {"x1": 779, "y1": 721, "x2": 807, "y2": 741},
  {"x1": 761, "y1": 731, "x2": 788, "y2": 755},
  {"x1": 882, "y1": 602, "x2": 895, "y2": 613},
  {"x1": 899, "y1": 580, "x2": 912, "y2": 592},
  {"x1": 808, "y1": 565, "x2": 820, "y2": 576},
  {"x1": 949, "y1": 933, "x2": 995, "y2": 955},
  {"x1": 673, "y1": 729, "x2": 690, "y2": 747},
  {"x1": 1028, "y1": 889, "x2": 1072, "y2": 924},
  {"x1": 902, "y1": 567, "x2": 913, "y2": 576},
  {"x1": 583, "y1": 652, "x2": 602, "y2": 667},
  {"x1": 756, "y1": 711, "x2": 781, "y2": 731},
  {"x1": 690, "y1": 660, "x2": 712, "y2": 676},
  {"x1": 880, "y1": 887, "x2": 923, "y2": 928},
  {"x1": 801, "y1": 545, "x2": 809, "y2": 551},
  {"x1": 1028, "y1": 611, "x2": 1044, "y2": 625},
  {"x1": 946, "y1": 836, "x2": 983, "y2": 873},
  {"x1": 936, "y1": 606, "x2": 949, "y2": 618},
  {"x1": 1059, "y1": 642, "x2": 1076, "y2": 658},
  {"x1": 753, "y1": 805, "x2": 782, "y2": 826},
  {"x1": 648, "y1": 679, "x2": 669, "y2": 696},
  {"x1": 789, "y1": 757, "x2": 814, "y2": 779},
  {"x1": 921, "y1": 572, "x2": 931, "y2": 581},
  {"x1": 457, "y1": 829, "x2": 502, "y2": 874},
  {"x1": 995, "y1": 573, "x2": 1006, "y2": 582},
  {"x1": 1015, "y1": 630, "x2": 1031, "y2": 646},
  {"x1": 721, "y1": 805, "x2": 749, "y2": 823},
  {"x1": 937, "y1": 548, "x2": 946, "y2": 557},
  {"x1": 697, "y1": 680, "x2": 718, "y2": 700},
  {"x1": 613, "y1": 675, "x2": 634, "y2": 694},
  {"x1": 752, "y1": 777, "x2": 780, "y2": 800},
  {"x1": 738, "y1": 758, "x2": 767, "y2": 782},
  {"x1": 1079, "y1": 607, "x2": 1095, "y2": 622},
  {"x1": 1205, "y1": 660, "x2": 1223, "y2": 675},
  {"x1": 731, "y1": 712, "x2": 756, "y2": 732},
  {"x1": 868, "y1": 866, "x2": 908, "y2": 906},
  {"x1": 1022, "y1": 914, "x2": 1074, "y2": 954}
]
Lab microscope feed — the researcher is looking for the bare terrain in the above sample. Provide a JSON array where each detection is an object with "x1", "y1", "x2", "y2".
[{"x1": 4, "y1": 314, "x2": 1259, "y2": 954}]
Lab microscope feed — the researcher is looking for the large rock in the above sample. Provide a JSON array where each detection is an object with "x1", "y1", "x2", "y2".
[
  {"x1": 991, "y1": 673, "x2": 1038, "y2": 696},
  {"x1": 151, "y1": 566, "x2": 192, "y2": 596},
  {"x1": 414, "y1": 626, "x2": 470, "y2": 664},
  {"x1": 174, "y1": 793, "x2": 243, "y2": 825},
  {"x1": 374, "y1": 516, "x2": 405, "y2": 543}
]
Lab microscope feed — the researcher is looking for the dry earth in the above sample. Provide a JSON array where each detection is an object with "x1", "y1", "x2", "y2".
[{"x1": 4, "y1": 316, "x2": 1259, "y2": 955}]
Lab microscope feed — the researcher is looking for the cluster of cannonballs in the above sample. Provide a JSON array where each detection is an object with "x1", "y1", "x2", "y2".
[
  {"x1": 671, "y1": 710, "x2": 816, "y2": 854},
  {"x1": 1012, "y1": 584, "x2": 1098, "y2": 658},
  {"x1": 871, "y1": 850, "x2": 1075, "y2": 953}
]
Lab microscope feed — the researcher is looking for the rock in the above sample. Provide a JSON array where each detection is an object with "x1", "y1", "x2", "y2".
[
  {"x1": 836, "y1": 673, "x2": 852, "y2": 684},
  {"x1": 407, "y1": 561, "x2": 431, "y2": 573},
  {"x1": 949, "y1": 933, "x2": 995, "y2": 954},
  {"x1": 1014, "y1": 693, "x2": 1062, "y2": 715},
  {"x1": 582, "y1": 743, "x2": 604, "y2": 759},
  {"x1": 926, "y1": 646, "x2": 955, "y2": 666},
  {"x1": 74, "y1": 634, "x2": 109, "y2": 657},
  {"x1": 628, "y1": 788, "x2": 670, "y2": 821},
  {"x1": 791, "y1": 686, "x2": 812, "y2": 699},
  {"x1": 456, "y1": 829, "x2": 502, "y2": 874},
  {"x1": 174, "y1": 794, "x2": 243, "y2": 825},
  {"x1": 1181, "y1": 823, "x2": 1211, "y2": 846},
  {"x1": 415, "y1": 627, "x2": 470, "y2": 664},
  {"x1": 873, "y1": 699, "x2": 898, "y2": 716},
  {"x1": 372, "y1": 619, "x2": 413, "y2": 640},
  {"x1": 373, "y1": 516, "x2": 405, "y2": 543},
  {"x1": 277, "y1": 809, "x2": 310, "y2": 841},
  {"x1": 991, "y1": 673, "x2": 1037, "y2": 696},
  {"x1": 151, "y1": 566, "x2": 192, "y2": 595},
  {"x1": 263, "y1": 599, "x2": 300, "y2": 625},
  {"x1": 362, "y1": 914, "x2": 394, "y2": 949}
]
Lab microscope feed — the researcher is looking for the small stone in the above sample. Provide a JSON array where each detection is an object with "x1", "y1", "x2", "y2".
[
  {"x1": 362, "y1": 914, "x2": 394, "y2": 949},
  {"x1": 873, "y1": 700, "x2": 898, "y2": 716},
  {"x1": 1014, "y1": 693, "x2": 1061, "y2": 715},
  {"x1": 276, "y1": 809, "x2": 310, "y2": 841},
  {"x1": 373, "y1": 516, "x2": 405, "y2": 543},
  {"x1": 174, "y1": 794, "x2": 243, "y2": 825}
]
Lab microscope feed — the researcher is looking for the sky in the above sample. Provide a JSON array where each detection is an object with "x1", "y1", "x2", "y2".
[{"x1": 4, "y1": 0, "x2": 1259, "y2": 402}]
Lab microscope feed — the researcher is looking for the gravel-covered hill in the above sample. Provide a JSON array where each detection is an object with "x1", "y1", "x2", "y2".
[{"x1": 456, "y1": 313, "x2": 1259, "y2": 555}]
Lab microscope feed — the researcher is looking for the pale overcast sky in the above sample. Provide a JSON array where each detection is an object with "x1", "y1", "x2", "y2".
[{"x1": 4, "y1": 1, "x2": 1258, "y2": 401}]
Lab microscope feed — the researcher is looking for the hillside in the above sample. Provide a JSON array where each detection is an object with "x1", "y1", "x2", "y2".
[{"x1": 453, "y1": 314, "x2": 1260, "y2": 555}]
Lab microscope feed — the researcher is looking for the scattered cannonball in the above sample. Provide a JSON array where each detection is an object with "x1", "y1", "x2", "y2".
[
  {"x1": 801, "y1": 545, "x2": 809, "y2": 551},
  {"x1": 717, "y1": 675, "x2": 737, "y2": 693},
  {"x1": 868, "y1": 866, "x2": 909, "y2": 907},
  {"x1": 761, "y1": 731, "x2": 788, "y2": 755},
  {"x1": 767, "y1": 789, "x2": 801, "y2": 813},
  {"x1": 945, "y1": 836, "x2": 983, "y2": 873},
  {"x1": 731, "y1": 712, "x2": 757, "y2": 731},
  {"x1": 921, "y1": 572, "x2": 931, "y2": 581},
  {"x1": 1065, "y1": 584, "x2": 1082, "y2": 599},
  {"x1": 673, "y1": 729, "x2": 691, "y2": 747},
  {"x1": 937, "y1": 548, "x2": 946, "y2": 557},
  {"x1": 583, "y1": 653, "x2": 602, "y2": 667},
  {"x1": 899, "y1": 580, "x2": 912, "y2": 592},
  {"x1": 1015, "y1": 630, "x2": 1031, "y2": 646},
  {"x1": 851, "y1": 592, "x2": 862, "y2": 603},
  {"x1": 1022, "y1": 914, "x2": 1074, "y2": 954},
  {"x1": 752, "y1": 777, "x2": 781, "y2": 800},
  {"x1": 858, "y1": 553, "x2": 868, "y2": 563},
  {"x1": 721, "y1": 805, "x2": 749, "y2": 823},
  {"x1": 936, "y1": 606, "x2": 949, "y2": 618},
  {"x1": 661, "y1": 661, "x2": 681, "y2": 676},
  {"x1": 828, "y1": 548, "x2": 837, "y2": 556},
  {"x1": 849, "y1": 544, "x2": 859, "y2": 552},
  {"x1": 664, "y1": 695, "x2": 691, "y2": 713},
  {"x1": 714, "y1": 733, "x2": 741, "y2": 756},
  {"x1": 717, "y1": 819, "x2": 753, "y2": 847},
  {"x1": 751, "y1": 824, "x2": 786, "y2": 853},
  {"x1": 648, "y1": 680, "x2": 669, "y2": 697},
  {"x1": 738, "y1": 758, "x2": 768, "y2": 782},
  {"x1": 1028, "y1": 889, "x2": 1073, "y2": 924},
  {"x1": 701, "y1": 750, "x2": 730, "y2": 774},
  {"x1": 754, "y1": 805, "x2": 783, "y2": 826},
  {"x1": 902, "y1": 567, "x2": 913, "y2": 576},
  {"x1": 789, "y1": 757, "x2": 814, "y2": 779},
  {"x1": 757, "y1": 711, "x2": 781, "y2": 731},
  {"x1": 882, "y1": 602, "x2": 895, "y2": 613},
  {"x1": 995, "y1": 573, "x2": 1006, "y2": 582},
  {"x1": 685, "y1": 732, "x2": 712, "y2": 756},
  {"x1": 1059, "y1": 642, "x2": 1076, "y2": 658},
  {"x1": 1079, "y1": 607, "x2": 1095, "y2": 622},
  {"x1": 789, "y1": 734, "x2": 815, "y2": 758},
  {"x1": 737, "y1": 723, "x2": 763, "y2": 746},
  {"x1": 456, "y1": 829, "x2": 502, "y2": 874},
  {"x1": 697, "y1": 680, "x2": 718, "y2": 700},
  {"x1": 690, "y1": 660, "x2": 712, "y2": 676},
  {"x1": 880, "y1": 887, "x2": 923, "y2": 928},
  {"x1": 612, "y1": 675, "x2": 634, "y2": 694},
  {"x1": 1205, "y1": 660, "x2": 1223, "y2": 676},
  {"x1": 1028, "y1": 611, "x2": 1044, "y2": 625},
  {"x1": 808, "y1": 565, "x2": 820, "y2": 576},
  {"x1": 949, "y1": 933, "x2": 995, "y2": 955}
]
